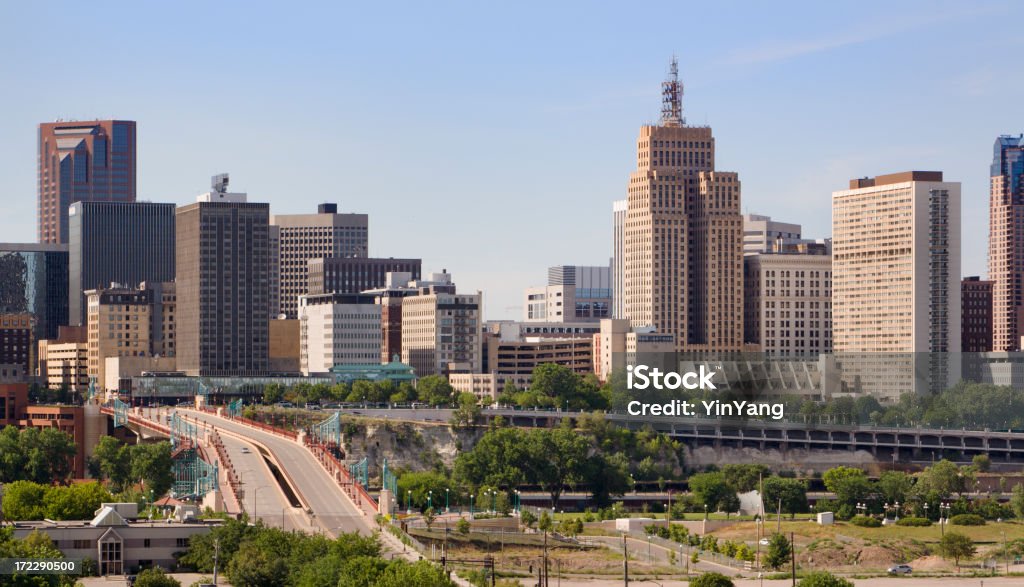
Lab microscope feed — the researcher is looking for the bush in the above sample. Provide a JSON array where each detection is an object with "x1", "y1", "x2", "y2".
[
  {"x1": 950, "y1": 513, "x2": 986, "y2": 526},
  {"x1": 134, "y1": 567, "x2": 181, "y2": 587},
  {"x1": 690, "y1": 572, "x2": 735, "y2": 587},
  {"x1": 850, "y1": 515, "x2": 881, "y2": 528},
  {"x1": 896, "y1": 517, "x2": 932, "y2": 527},
  {"x1": 796, "y1": 571, "x2": 855, "y2": 587}
]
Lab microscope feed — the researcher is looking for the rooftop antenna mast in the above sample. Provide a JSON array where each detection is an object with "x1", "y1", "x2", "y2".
[{"x1": 661, "y1": 56, "x2": 684, "y2": 126}]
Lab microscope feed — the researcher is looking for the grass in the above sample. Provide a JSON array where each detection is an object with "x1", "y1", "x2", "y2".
[{"x1": 712, "y1": 518, "x2": 1024, "y2": 546}]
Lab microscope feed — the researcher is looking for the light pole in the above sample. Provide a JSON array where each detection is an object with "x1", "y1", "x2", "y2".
[
  {"x1": 923, "y1": 502, "x2": 929, "y2": 520},
  {"x1": 445, "y1": 488, "x2": 450, "y2": 513},
  {"x1": 647, "y1": 534, "x2": 652, "y2": 563},
  {"x1": 491, "y1": 490, "x2": 496, "y2": 515},
  {"x1": 940, "y1": 502, "x2": 951, "y2": 537},
  {"x1": 406, "y1": 490, "x2": 411, "y2": 515},
  {"x1": 428, "y1": 490, "x2": 433, "y2": 512},
  {"x1": 856, "y1": 503, "x2": 866, "y2": 517},
  {"x1": 470, "y1": 494, "x2": 474, "y2": 519},
  {"x1": 704, "y1": 503, "x2": 708, "y2": 521},
  {"x1": 252, "y1": 486, "x2": 264, "y2": 522}
]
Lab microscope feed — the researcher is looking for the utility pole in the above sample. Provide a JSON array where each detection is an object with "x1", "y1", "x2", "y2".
[
  {"x1": 622, "y1": 532, "x2": 629, "y2": 586},
  {"x1": 212, "y1": 538, "x2": 220, "y2": 585},
  {"x1": 777, "y1": 497, "x2": 782, "y2": 534}
]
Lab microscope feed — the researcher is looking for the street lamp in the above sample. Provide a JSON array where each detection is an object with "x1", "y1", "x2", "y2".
[
  {"x1": 647, "y1": 534, "x2": 653, "y2": 563},
  {"x1": 252, "y1": 486, "x2": 264, "y2": 521},
  {"x1": 445, "y1": 488, "x2": 450, "y2": 513},
  {"x1": 856, "y1": 503, "x2": 867, "y2": 517},
  {"x1": 940, "y1": 502, "x2": 952, "y2": 536},
  {"x1": 470, "y1": 494, "x2": 475, "y2": 519},
  {"x1": 704, "y1": 503, "x2": 708, "y2": 521},
  {"x1": 428, "y1": 490, "x2": 433, "y2": 512},
  {"x1": 923, "y1": 502, "x2": 929, "y2": 520},
  {"x1": 406, "y1": 490, "x2": 412, "y2": 515}
]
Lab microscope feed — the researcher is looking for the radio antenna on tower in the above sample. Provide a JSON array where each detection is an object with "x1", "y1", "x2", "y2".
[{"x1": 661, "y1": 56, "x2": 684, "y2": 126}]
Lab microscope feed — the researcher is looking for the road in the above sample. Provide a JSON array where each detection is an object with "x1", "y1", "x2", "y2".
[
  {"x1": 181, "y1": 409, "x2": 374, "y2": 537},
  {"x1": 219, "y1": 431, "x2": 311, "y2": 532}
]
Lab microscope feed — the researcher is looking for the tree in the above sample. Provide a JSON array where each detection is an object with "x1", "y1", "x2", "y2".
[
  {"x1": 395, "y1": 471, "x2": 451, "y2": 513},
  {"x1": 721, "y1": 464, "x2": 769, "y2": 493},
  {"x1": 450, "y1": 392, "x2": 481, "y2": 428},
  {"x1": 1012, "y1": 484, "x2": 1024, "y2": 519},
  {"x1": 226, "y1": 541, "x2": 289, "y2": 587},
  {"x1": 822, "y1": 466, "x2": 872, "y2": 508},
  {"x1": 688, "y1": 472, "x2": 736, "y2": 513},
  {"x1": 0, "y1": 426, "x2": 77, "y2": 485},
  {"x1": 43, "y1": 482, "x2": 112, "y2": 520},
  {"x1": 916, "y1": 459, "x2": 972, "y2": 499},
  {"x1": 530, "y1": 363, "x2": 581, "y2": 408},
  {"x1": 417, "y1": 376, "x2": 455, "y2": 406},
  {"x1": 453, "y1": 428, "x2": 530, "y2": 490},
  {"x1": 423, "y1": 508, "x2": 436, "y2": 531},
  {"x1": 972, "y1": 454, "x2": 992, "y2": 472},
  {"x1": 938, "y1": 531, "x2": 976, "y2": 567},
  {"x1": 134, "y1": 567, "x2": 182, "y2": 587},
  {"x1": 689, "y1": 572, "x2": 735, "y2": 587},
  {"x1": 2, "y1": 481, "x2": 46, "y2": 521},
  {"x1": 761, "y1": 476, "x2": 808, "y2": 517},
  {"x1": 527, "y1": 427, "x2": 589, "y2": 509},
  {"x1": 796, "y1": 571, "x2": 854, "y2": 587},
  {"x1": 130, "y1": 442, "x2": 174, "y2": 497},
  {"x1": 455, "y1": 517, "x2": 470, "y2": 535},
  {"x1": 520, "y1": 509, "x2": 537, "y2": 530},
  {"x1": 88, "y1": 435, "x2": 132, "y2": 491},
  {"x1": 877, "y1": 471, "x2": 914, "y2": 506},
  {"x1": 763, "y1": 533, "x2": 792, "y2": 570},
  {"x1": 538, "y1": 511, "x2": 553, "y2": 532},
  {"x1": 262, "y1": 383, "x2": 285, "y2": 405}
]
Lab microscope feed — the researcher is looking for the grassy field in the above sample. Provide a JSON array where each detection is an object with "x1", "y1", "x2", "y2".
[{"x1": 713, "y1": 518, "x2": 1024, "y2": 545}]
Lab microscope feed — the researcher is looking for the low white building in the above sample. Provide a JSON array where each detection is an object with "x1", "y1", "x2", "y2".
[{"x1": 299, "y1": 293, "x2": 382, "y2": 375}]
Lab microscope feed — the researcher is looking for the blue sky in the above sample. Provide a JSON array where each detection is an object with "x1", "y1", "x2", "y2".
[{"x1": 1, "y1": 1, "x2": 1022, "y2": 319}]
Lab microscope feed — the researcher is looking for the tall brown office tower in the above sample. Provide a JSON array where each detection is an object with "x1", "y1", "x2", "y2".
[
  {"x1": 38, "y1": 120, "x2": 136, "y2": 244},
  {"x1": 175, "y1": 177, "x2": 270, "y2": 376},
  {"x1": 989, "y1": 135, "x2": 1024, "y2": 352},
  {"x1": 623, "y1": 59, "x2": 743, "y2": 351}
]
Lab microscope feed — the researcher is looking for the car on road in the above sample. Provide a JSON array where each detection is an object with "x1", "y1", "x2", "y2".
[
  {"x1": 759, "y1": 538, "x2": 770, "y2": 545},
  {"x1": 887, "y1": 564, "x2": 912, "y2": 575},
  {"x1": 241, "y1": 447, "x2": 250, "y2": 454}
]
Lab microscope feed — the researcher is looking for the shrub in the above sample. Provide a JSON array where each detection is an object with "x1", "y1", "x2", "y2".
[
  {"x1": 950, "y1": 513, "x2": 986, "y2": 526},
  {"x1": 690, "y1": 572, "x2": 735, "y2": 587},
  {"x1": 796, "y1": 571, "x2": 855, "y2": 587},
  {"x1": 896, "y1": 516, "x2": 932, "y2": 527},
  {"x1": 850, "y1": 515, "x2": 881, "y2": 528}
]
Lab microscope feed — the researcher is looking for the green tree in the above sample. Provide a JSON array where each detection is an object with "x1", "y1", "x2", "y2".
[
  {"x1": 938, "y1": 531, "x2": 976, "y2": 567},
  {"x1": 43, "y1": 482, "x2": 112, "y2": 520},
  {"x1": 877, "y1": 470, "x2": 914, "y2": 505},
  {"x1": 1012, "y1": 484, "x2": 1024, "y2": 519},
  {"x1": 133, "y1": 567, "x2": 182, "y2": 587},
  {"x1": 688, "y1": 471, "x2": 736, "y2": 513},
  {"x1": 721, "y1": 464, "x2": 770, "y2": 493},
  {"x1": 528, "y1": 427, "x2": 589, "y2": 509},
  {"x1": 455, "y1": 517, "x2": 470, "y2": 535},
  {"x1": 796, "y1": 571, "x2": 854, "y2": 587},
  {"x1": 375, "y1": 559, "x2": 454, "y2": 587},
  {"x1": 520, "y1": 509, "x2": 537, "y2": 530},
  {"x1": 88, "y1": 435, "x2": 132, "y2": 491},
  {"x1": 764, "y1": 533, "x2": 792, "y2": 570},
  {"x1": 395, "y1": 471, "x2": 451, "y2": 512},
  {"x1": 226, "y1": 541, "x2": 289, "y2": 587},
  {"x1": 129, "y1": 442, "x2": 174, "y2": 497},
  {"x1": 530, "y1": 363, "x2": 581, "y2": 408},
  {"x1": 453, "y1": 427, "x2": 530, "y2": 490},
  {"x1": 916, "y1": 459, "x2": 972, "y2": 499},
  {"x1": 689, "y1": 572, "x2": 735, "y2": 587},
  {"x1": 538, "y1": 511, "x2": 553, "y2": 532},
  {"x1": 822, "y1": 466, "x2": 872, "y2": 508},
  {"x1": 423, "y1": 508, "x2": 436, "y2": 531},
  {"x1": 262, "y1": 383, "x2": 285, "y2": 405},
  {"x1": 2, "y1": 427, "x2": 77, "y2": 485},
  {"x1": 972, "y1": 454, "x2": 992, "y2": 472},
  {"x1": 450, "y1": 392, "x2": 481, "y2": 428},
  {"x1": 417, "y1": 375, "x2": 455, "y2": 406},
  {"x1": 2, "y1": 481, "x2": 46, "y2": 521},
  {"x1": 761, "y1": 476, "x2": 808, "y2": 517}
]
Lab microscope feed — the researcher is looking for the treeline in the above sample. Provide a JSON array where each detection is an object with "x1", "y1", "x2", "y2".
[
  {"x1": 265, "y1": 375, "x2": 456, "y2": 407},
  {"x1": 397, "y1": 415, "x2": 685, "y2": 510},
  {"x1": 87, "y1": 437, "x2": 174, "y2": 497},
  {"x1": 0, "y1": 425, "x2": 77, "y2": 484},
  {"x1": 179, "y1": 517, "x2": 453, "y2": 587},
  {"x1": 1, "y1": 481, "x2": 111, "y2": 521}
]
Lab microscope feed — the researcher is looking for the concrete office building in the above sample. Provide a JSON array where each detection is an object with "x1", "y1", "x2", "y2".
[
  {"x1": 623, "y1": 59, "x2": 744, "y2": 352},
  {"x1": 743, "y1": 214, "x2": 803, "y2": 255},
  {"x1": 962, "y1": 277, "x2": 993, "y2": 353},
  {"x1": 68, "y1": 201, "x2": 175, "y2": 326},
  {"x1": 85, "y1": 286, "x2": 154, "y2": 391},
  {"x1": 362, "y1": 272, "x2": 418, "y2": 364},
  {"x1": 39, "y1": 341, "x2": 89, "y2": 392},
  {"x1": 448, "y1": 373, "x2": 498, "y2": 404},
  {"x1": 308, "y1": 257, "x2": 421, "y2": 296},
  {"x1": 271, "y1": 204, "x2": 369, "y2": 319},
  {"x1": 298, "y1": 293, "x2": 382, "y2": 375},
  {"x1": 989, "y1": 135, "x2": 1024, "y2": 351},
  {"x1": 594, "y1": 318, "x2": 675, "y2": 381},
  {"x1": 523, "y1": 284, "x2": 611, "y2": 323},
  {"x1": 38, "y1": 120, "x2": 136, "y2": 244},
  {"x1": 0, "y1": 314, "x2": 34, "y2": 377},
  {"x1": 0, "y1": 243, "x2": 69, "y2": 341},
  {"x1": 484, "y1": 336, "x2": 593, "y2": 391},
  {"x1": 175, "y1": 176, "x2": 270, "y2": 376},
  {"x1": 612, "y1": 199, "x2": 627, "y2": 318},
  {"x1": 400, "y1": 272, "x2": 482, "y2": 376},
  {"x1": 832, "y1": 171, "x2": 961, "y2": 396},
  {"x1": 269, "y1": 225, "x2": 281, "y2": 318},
  {"x1": 743, "y1": 244, "x2": 832, "y2": 357},
  {"x1": 269, "y1": 319, "x2": 301, "y2": 373}
]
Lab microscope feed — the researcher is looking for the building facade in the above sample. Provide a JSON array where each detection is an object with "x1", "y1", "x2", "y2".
[
  {"x1": 0, "y1": 314, "x2": 34, "y2": 377},
  {"x1": 0, "y1": 243, "x2": 69, "y2": 342},
  {"x1": 832, "y1": 171, "x2": 961, "y2": 396},
  {"x1": 175, "y1": 186, "x2": 270, "y2": 376},
  {"x1": 523, "y1": 284, "x2": 611, "y2": 323},
  {"x1": 485, "y1": 337, "x2": 593, "y2": 391},
  {"x1": 40, "y1": 341, "x2": 89, "y2": 391},
  {"x1": 623, "y1": 60, "x2": 743, "y2": 352},
  {"x1": 271, "y1": 204, "x2": 369, "y2": 319},
  {"x1": 38, "y1": 120, "x2": 136, "y2": 244},
  {"x1": 85, "y1": 286, "x2": 154, "y2": 391},
  {"x1": 68, "y1": 201, "x2": 175, "y2": 326},
  {"x1": 961, "y1": 277, "x2": 993, "y2": 353},
  {"x1": 299, "y1": 293, "x2": 382, "y2": 375},
  {"x1": 742, "y1": 214, "x2": 803, "y2": 255},
  {"x1": 989, "y1": 135, "x2": 1024, "y2": 352},
  {"x1": 612, "y1": 199, "x2": 627, "y2": 319},
  {"x1": 743, "y1": 247, "x2": 832, "y2": 357},
  {"x1": 400, "y1": 275, "x2": 481, "y2": 376},
  {"x1": 307, "y1": 257, "x2": 422, "y2": 296}
]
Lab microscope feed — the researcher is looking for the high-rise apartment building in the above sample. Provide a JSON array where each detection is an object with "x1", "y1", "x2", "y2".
[
  {"x1": 743, "y1": 244, "x2": 832, "y2": 357},
  {"x1": 175, "y1": 178, "x2": 270, "y2": 376},
  {"x1": 612, "y1": 200, "x2": 627, "y2": 318},
  {"x1": 38, "y1": 120, "x2": 136, "y2": 244},
  {"x1": 0, "y1": 314, "x2": 34, "y2": 377},
  {"x1": 269, "y1": 225, "x2": 281, "y2": 318},
  {"x1": 0, "y1": 243, "x2": 68, "y2": 341},
  {"x1": 307, "y1": 257, "x2": 422, "y2": 296},
  {"x1": 299, "y1": 293, "x2": 382, "y2": 375},
  {"x1": 989, "y1": 135, "x2": 1024, "y2": 352},
  {"x1": 833, "y1": 171, "x2": 961, "y2": 396},
  {"x1": 742, "y1": 214, "x2": 803, "y2": 255},
  {"x1": 961, "y1": 277, "x2": 993, "y2": 353},
  {"x1": 622, "y1": 59, "x2": 743, "y2": 352},
  {"x1": 85, "y1": 286, "x2": 153, "y2": 390},
  {"x1": 68, "y1": 201, "x2": 176, "y2": 326},
  {"x1": 271, "y1": 204, "x2": 368, "y2": 319},
  {"x1": 399, "y1": 273, "x2": 481, "y2": 376}
]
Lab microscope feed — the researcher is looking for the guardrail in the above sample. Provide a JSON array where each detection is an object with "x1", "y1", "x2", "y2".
[{"x1": 305, "y1": 440, "x2": 378, "y2": 514}]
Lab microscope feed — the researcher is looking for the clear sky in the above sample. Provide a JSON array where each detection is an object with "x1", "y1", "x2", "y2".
[{"x1": 1, "y1": 1, "x2": 1022, "y2": 320}]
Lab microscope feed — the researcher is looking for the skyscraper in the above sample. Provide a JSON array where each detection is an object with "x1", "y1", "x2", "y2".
[
  {"x1": 988, "y1": 135, "x2": 1024, "y2": 352},
  {"x1": 271, "y1": 204, "x2": 368, "y2": 319},
  {"x1": 175, "y1": 177, "x2": 270, "y2": 376},
  {"x1": 612, "y1": 199, "x2": 627, "y2": 318},
  {"x1": 38, "y1": 120, "x2": 136, "y2": 244},
  {"x1": 68, "y1": 202, "x2": 176, "y2": 326},
  {"x1": 622, "y1": 59, "x2": 744, "y2": 351},
  {"x1": 0, "y1": 243, "x2": 68, "y2": 341}
]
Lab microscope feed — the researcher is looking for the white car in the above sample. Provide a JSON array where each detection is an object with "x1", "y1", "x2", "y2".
[
  {"x1": 887, "y1": 564, "x2": 912, "y2": 575},
  {"x1": 759, "y1": 538, "x2": 770, "y2": 546}
]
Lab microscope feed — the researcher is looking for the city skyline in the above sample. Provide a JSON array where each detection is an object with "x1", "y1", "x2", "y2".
[{"x1": 2, "y1": 1, "x2": 1023, "y2": 320}]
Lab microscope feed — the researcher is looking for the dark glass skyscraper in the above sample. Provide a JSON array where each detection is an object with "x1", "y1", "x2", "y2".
[
  {"x1": 38, "y1": 120, "x2": 137, "y2": 244},
  {"x1": 0, "y1": 243, "x2": 69, "y2": 341},
  {"x1": 68, "y1": 202, "x2": 176, "y2": 326}
]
